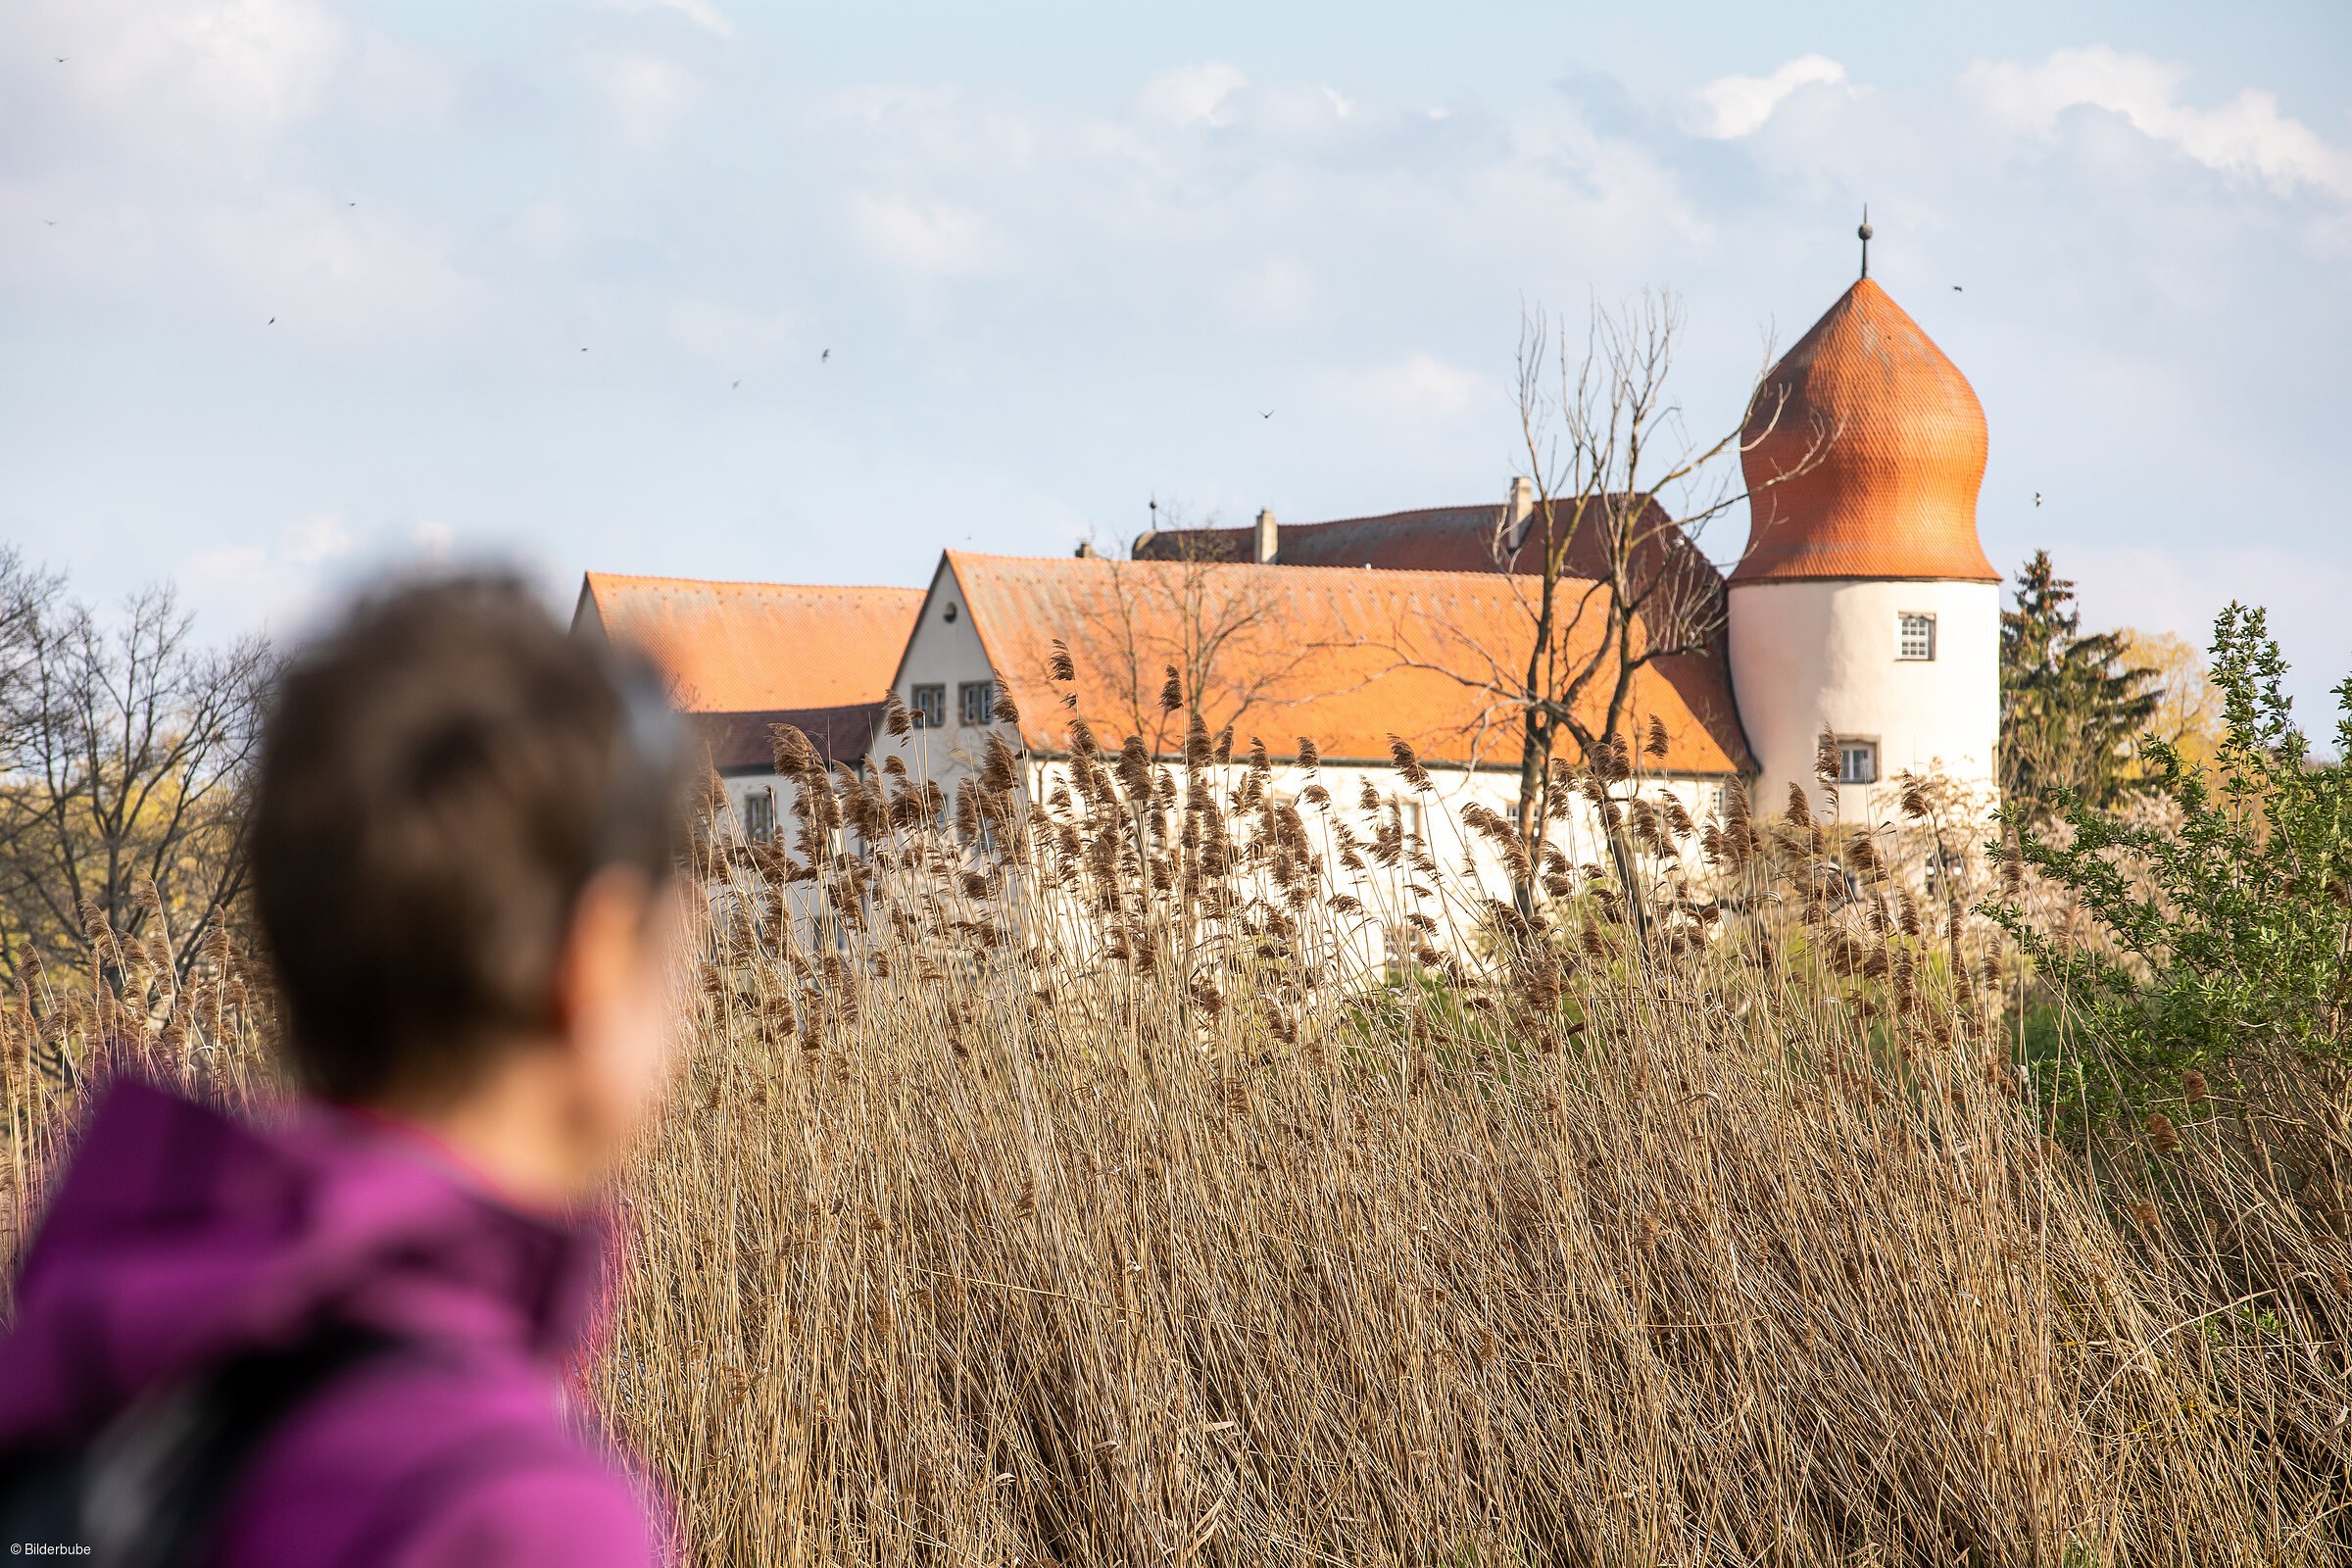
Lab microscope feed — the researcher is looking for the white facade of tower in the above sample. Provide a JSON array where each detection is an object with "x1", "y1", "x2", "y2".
[{"x1": 1727, "y1": 578, "x2": 1999, "y2": 825}]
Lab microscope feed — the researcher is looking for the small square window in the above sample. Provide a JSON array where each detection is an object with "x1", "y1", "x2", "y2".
[
  {"x1": 742, "y1": 786, "x2": 775, "y2": 842},
  {"x1": 909, "y1": 684, "x2": 946, "y2": 729},
  {"x1": 1897, "y1": 612, "x2": 1936, "y2": 662},
  {"x1": 1838, "y1": 740, "x2": 1879, "y2": 786},
  {"x1": 1708, "y1": 783, "x2": 1729, "y2": 819},
  {"x1": 958, "y1": 679, "x2": 997, "y2": 726}
]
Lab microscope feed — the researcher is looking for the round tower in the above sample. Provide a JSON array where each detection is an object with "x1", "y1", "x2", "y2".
[{"x1": 1727, "y1": 237, "x2": 2001, "y2": 825}]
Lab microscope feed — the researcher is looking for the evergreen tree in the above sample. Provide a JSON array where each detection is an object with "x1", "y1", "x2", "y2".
[{"x1": 1999, "y1": 551, "x2": 2162, "y2": 823}]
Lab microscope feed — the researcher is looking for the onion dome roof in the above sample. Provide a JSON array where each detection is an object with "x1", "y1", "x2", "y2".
[{"x1": 1733, "y1": 278, "x2": 1997, "y2": 584}]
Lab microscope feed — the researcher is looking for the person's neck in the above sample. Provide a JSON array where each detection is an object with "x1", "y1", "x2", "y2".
[{"x1": 365, "y1": 1045, "x2": 591, "y2": 1214}]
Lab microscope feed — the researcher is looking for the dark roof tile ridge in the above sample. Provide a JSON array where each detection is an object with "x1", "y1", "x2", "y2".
[
  {"x1": 1285, "y1": 501, "x2": 1506, "y2": 529},
  {"x1": 957, "y1": 550, "x2": 1538, "y2": 592},
  {"x1": 1149, "y1": 501, "x2": 1504, "y2": 534}
]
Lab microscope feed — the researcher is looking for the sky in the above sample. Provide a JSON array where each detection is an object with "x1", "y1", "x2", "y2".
[{"x1": 4, "y1": 0, "x2": 2350, "y2": 713}]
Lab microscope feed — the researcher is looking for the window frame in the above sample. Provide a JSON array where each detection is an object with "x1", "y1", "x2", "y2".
[
  {"x1": 909, "y1": 683, "x2": 947, "y2": 730},
  {"x1": 957, "y1": 678, "x2": 998, "y2": 728},
  {"x1": 1836, "y1": 738, "x2": 1880, "y2": 787},
  {"x1": 1895, "y1": 612, "x2": 1937, "y2": 662},
  {"x1": 742, "y1": 785, "x2": 775, "y2": 842}
]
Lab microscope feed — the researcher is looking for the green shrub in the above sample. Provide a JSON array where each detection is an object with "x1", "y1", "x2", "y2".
[{"x1": 1991, "y1": 605, "x2": 2352, "y2": 1112}]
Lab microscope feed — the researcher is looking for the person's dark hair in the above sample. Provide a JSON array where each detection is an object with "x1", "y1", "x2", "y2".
[{"x1": 251, "y1": 573, "x2": 694, "y2": 1104}]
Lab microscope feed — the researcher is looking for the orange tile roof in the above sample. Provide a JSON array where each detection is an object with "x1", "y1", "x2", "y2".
[
  {"x1": 575, "y1": 572, "x2": 922, "y2": 713},
  {"x1": 944, "y1": 551, "x2": 1750, "y2": 775},
  {"x1": 1735, "y1": 278, "x2": 1998, "y2": 584}
]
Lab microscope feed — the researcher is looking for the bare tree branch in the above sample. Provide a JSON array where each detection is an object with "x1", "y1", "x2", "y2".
[{"x1": 0, "y1": 573, "x2": 270, "y2": 988}]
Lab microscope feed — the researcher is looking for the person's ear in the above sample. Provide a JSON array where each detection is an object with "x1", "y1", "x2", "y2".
[{"x1": 550, "y1": 865, "x2": 658, "y2": 1039}]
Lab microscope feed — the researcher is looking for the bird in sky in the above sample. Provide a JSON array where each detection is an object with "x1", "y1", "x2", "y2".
[
  {"x1": 268, "y1": 317, "x2": 275, "y2": 324},
  {"x1": 731, "y1": 379, "x2": 740, "y2": 389},
  {"x1": 1260, "y1": 410, "x2": 1273, "y2": 419},
  {"x1": 820, "y1": 348, "x2": 830, "y2": 363},
  {"x1": 2034, "y1": 492, "x2": 2042, "y2": 507},
  {"x1": 348, "y1": 201, "x2": 356, "y2": 208},
  {"x1": 1951, "y1": 284, "x2": 1964, "y2": 292},
  {"x1": 42, "y1": 220, "x2": 55, "y2": 226},
  {"x1": 581, "y1": 347, "x2": 588, "y2": 352},
  {"x1": 55, "y1": 57, "x2": 66, "y2": 63}
]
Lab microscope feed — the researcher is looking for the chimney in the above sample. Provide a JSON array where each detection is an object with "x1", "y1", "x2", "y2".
[
  {"x1": 1506, "y1": 475, "x2": 1536, "y2": 549},
  {"x1": 1253, "y1": 508, "x2": 1279, "y2": 564}
]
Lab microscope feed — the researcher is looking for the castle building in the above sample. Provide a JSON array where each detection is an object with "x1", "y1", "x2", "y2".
[
  {"x1": 1727, "y1": 260, "x2": 2001, "y2": 822},
  {"x1": 576, "y1": 252, "x2": 1999, "y2": 854}
]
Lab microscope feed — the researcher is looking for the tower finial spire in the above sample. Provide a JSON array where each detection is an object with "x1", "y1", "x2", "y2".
[{"x1": 1857, "y1": 204, "x2": 1873, "y2": 281}]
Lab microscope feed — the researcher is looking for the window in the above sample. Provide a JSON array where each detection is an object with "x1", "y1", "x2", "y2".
[
  {"x1": 1897, "y1": 612, "x2": 1936, "y2": 661},
  {"x1": 958, "y1": 679, "x2": 997, "y2": 727},
  {"x1": 1837, "y1": 739, "x2": 1879, "y2": 786},
  {"x1": 909, "y1": 684, "x2": 946, "y2": 729},
  {"x1": 742, "y1": 786, "x2": 775, "y2": 842},
  {"x1": 1708, "y1": 783, "x2": 1729, "y2": 819}
]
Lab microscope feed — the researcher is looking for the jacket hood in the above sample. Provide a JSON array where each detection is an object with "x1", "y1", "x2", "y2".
[{"x1": 0, "y1": 1077, "x2": 608, "y2": 1452}]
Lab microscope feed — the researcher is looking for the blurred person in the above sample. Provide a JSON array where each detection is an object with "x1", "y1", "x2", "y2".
[{"x1": 0, "y1": 575, "x2": 695, "y2": 1565}]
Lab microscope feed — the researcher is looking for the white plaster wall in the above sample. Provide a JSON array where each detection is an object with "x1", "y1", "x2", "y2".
[
  {"x1": 873, "y1": 558, "x2": 1008, "y2": 796},
  {"x1": 727, "y1": 726, "x2": 1737, "y2": 963},
  {"x1": 718, "y1": 772, "x2": 807, "y2": 845},
  {"x1": 1727, "y1": 578, "x2": 1999, "y2": 826},
  {"x1": 1016, "y1": 753, "x2": 1731, "y2": 967}
]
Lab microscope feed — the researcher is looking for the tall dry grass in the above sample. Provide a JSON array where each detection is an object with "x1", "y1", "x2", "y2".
[
  {"x1": 591, "y1": 715, "x2": 2349, "y2": 1565},
  {"x1": 5, "y1": 712, "x2": 2349, "y2": 1564}
]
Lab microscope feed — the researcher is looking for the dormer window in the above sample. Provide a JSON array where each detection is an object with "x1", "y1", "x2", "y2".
[{"x1": 1897, "y1": 612, "x2": 1936, "y2": 661}]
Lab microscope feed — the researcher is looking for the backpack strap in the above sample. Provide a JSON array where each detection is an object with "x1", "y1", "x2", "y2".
[{"x1": 73, "y1": 1324, "x2": 398, "y2": 1568}]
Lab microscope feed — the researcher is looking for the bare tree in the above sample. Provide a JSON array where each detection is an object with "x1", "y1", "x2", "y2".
[
  {"x1": 1065, "y1": 527, "x2": 1314, "y2": 760},
  {"x1": 1502, "y1": 294, "x2": 1803, "y2": 847},
  {"x1": 0, "y1": 579, "x2": 271, "y2": 985},
  {"x1": 1379, "y1": 294, "x2": 1811, "y2": 915}
]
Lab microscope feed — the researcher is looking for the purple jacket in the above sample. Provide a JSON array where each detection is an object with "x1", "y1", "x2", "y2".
[{"x1": 0, "y1": 1079, "x2": 664, "y2": 1567}]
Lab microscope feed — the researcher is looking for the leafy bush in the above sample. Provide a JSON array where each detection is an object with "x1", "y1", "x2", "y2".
[{"x1": 1993, "y1": 605, "x2": 2352, "y2": 1109}]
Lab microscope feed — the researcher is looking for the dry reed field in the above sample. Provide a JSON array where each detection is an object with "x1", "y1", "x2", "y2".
[{"x1": 7, "y1": 702, "x2": 2351, "y2": 1565}]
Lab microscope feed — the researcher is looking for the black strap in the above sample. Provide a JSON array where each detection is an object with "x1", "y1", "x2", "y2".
[{"x1": 69, "y1": 1324, "x2": 396, "y2": 1568}]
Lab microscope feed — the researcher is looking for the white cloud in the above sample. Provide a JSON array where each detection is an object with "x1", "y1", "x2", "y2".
[
  {"x1": 1963, "y1": 46, "x2": 2352, "y2": 200},
  {"x1": 498, "y1": 199, "x2": 584, "y2": 265},
  {"x1": 1343, "y1": 354, "x2": 1488, "y2": 426},
  {"x1": 1687, "y1": 55, "x2": 1846, "y2": 139},
  {"x1": 664, "y1": 298, "x2": 805, "y2": 366},
  {"x1": 848, "y1": 194, "x2": 994, "y2": 277},
  {"x1": 582, "y1": 52, "x2": 699, "y2": 149},
  {"x1": 109, "y1": 0, "x2": 346, "y2": 140},
  {"x1": 7, "y1": 0, "x2": 347, "y2": 169},
  {"x1": 284, "y1": 513, "x2": 355, "y2": 564},
  {"x1": 178, "y1": 538, "x2": 320, "y2": 639},
  {"x1": 197, "y1": 195, "x2": 466, "y2": 342},
  {"x1": 1138, "y1": 63, "x2": 1248, "y2": 128},
  {"x1": 180, "y1": 514, "x2": 460, "y2": 639},
  {"x1": 601, "y1": 0, "x2": 735, "y2": 40},
  {"x1": 341, "y1": 34, "x2": 463, "y2": 132}
]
